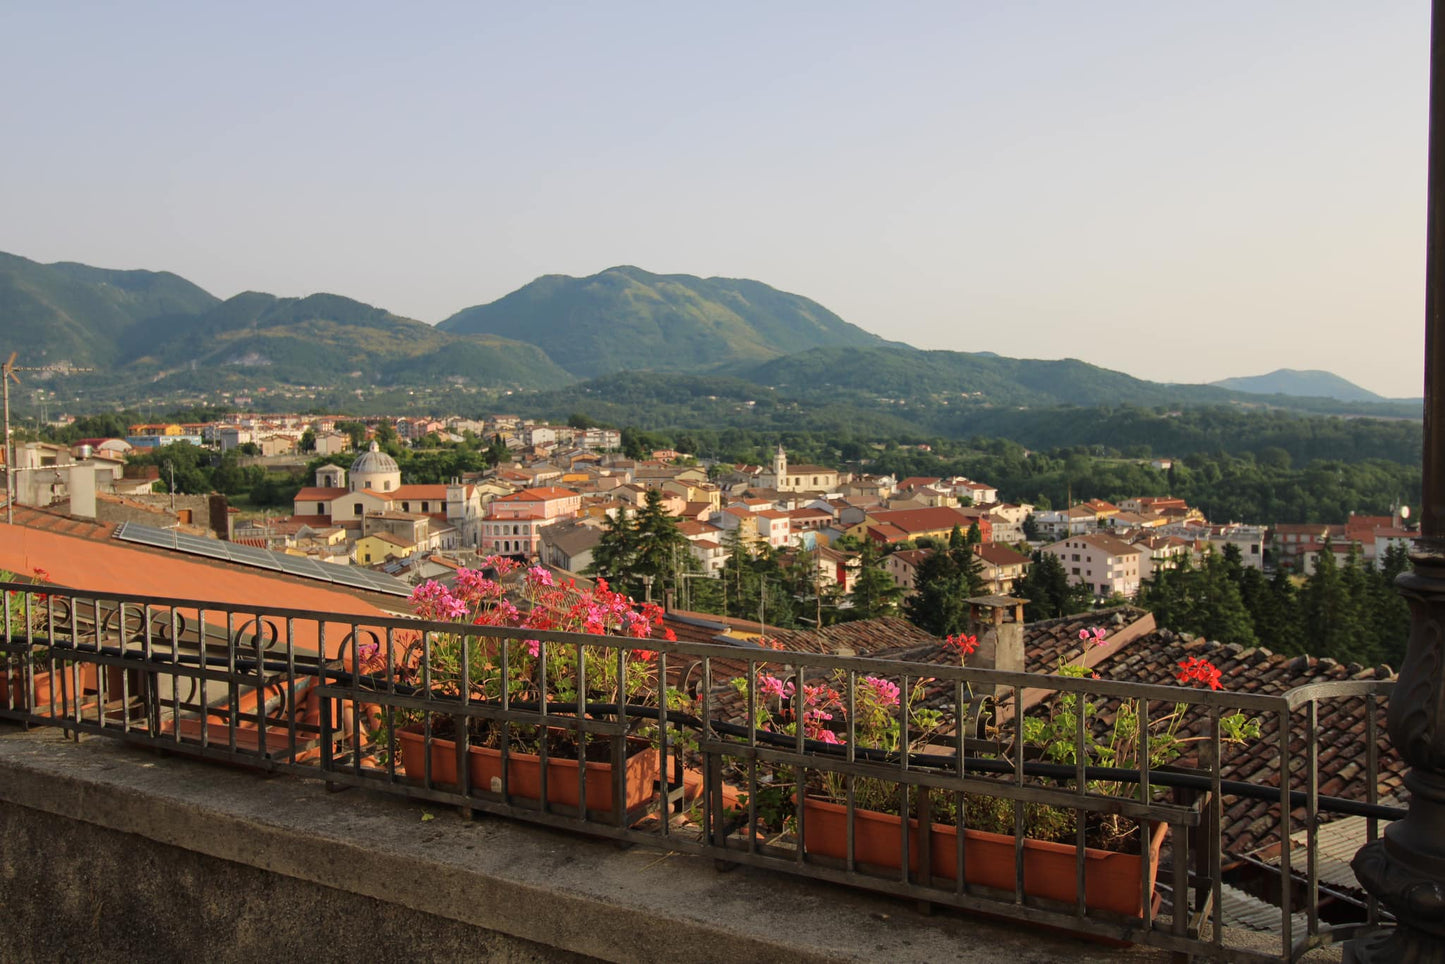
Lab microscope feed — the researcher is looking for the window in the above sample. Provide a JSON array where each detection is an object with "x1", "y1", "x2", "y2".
[
  {"x1": 353, "y1": 503, "x2": 363, "y2": 515},
  {"x1": 421, "y1": 502, "x2": 430, "y2": 512},
  {"x1": 402, "y1": 502, "x2": 410, "y2": 512},
  {"x1": 384, "y1": 481, "x2": 392, "y2": 491},
  {"x1": 1071, "y1": 567, "x2": 1080, "y2": 575},
  {"x1": 1071, "y1": 554, "x2": 1080, "y2": 562},
  {"x1": 317, "y1": 503, "x2": 325, "y2": 514}
]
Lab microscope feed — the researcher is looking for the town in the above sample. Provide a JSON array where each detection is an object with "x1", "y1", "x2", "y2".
[{"x1": 3, "y1": 408, "x2": 1418, "y2": 668}]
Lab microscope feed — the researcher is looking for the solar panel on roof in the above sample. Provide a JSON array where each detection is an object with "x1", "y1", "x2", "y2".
[
  {"x1": 227, "y1": 544, "x2": 282, "y2": 570},
  {"x1": 116, "y1": 524, "x2": 177, "y2": 549},
  {"x1": 277, "y1": 556, "x2": 326, "y2": 578},
  {"x1": 112, "y1": 522, "x2": 411, "y2": 596},
  {"x1": 174, "y1": 534, "x2": 228, "y2": 559},
  {"x1": 327, "y1": 568, "x2": 376, "y2": 589}
]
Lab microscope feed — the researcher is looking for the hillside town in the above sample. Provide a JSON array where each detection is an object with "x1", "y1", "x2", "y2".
[{"x1": 1, "y1": 410, "x2": 1418, "y2": 609}]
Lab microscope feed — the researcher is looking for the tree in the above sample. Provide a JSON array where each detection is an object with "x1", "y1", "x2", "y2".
[
  {"x1": 299, "y1": 429, "x2": 317, "y2": 453},
  {"x1": 335, "y1": 420, "x2": 368, "y2": 450},
  {"x1": 586, "y1": 510, "x2": 639, "y2": 596},
  {"x1": 904, "y1": 527, "x2": 987, "y2": 635},
  {"x1": 1299, "y1": 541, "x2": 1364, "y2": 662},
  {"x1": 1015, "y1": 552, "x2": 1089, "y2": 621},
  {"x1": 904, "y1": 550, "x2": 970, "y2": 635},
  {"x1": 845, "y1": 539, "x2": 904, "y2": 621},
  {"x1": 1022, "y1": 514, "x2": 1040, "y2": 541},
  {"x1": 631, "y1": 489, "x2": 700, "y2": 601}
]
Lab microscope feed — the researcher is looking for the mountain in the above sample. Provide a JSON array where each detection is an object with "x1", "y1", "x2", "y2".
[
  {"x1": 1210, "y1": 369, "x2": 1388, "y2": 403},
  {"x1": 118, "y1": 291, "x2": 573, "y2": 392},
  {"x1": 0, "y1": 251, "x2": 220, "y2": 366},
  {"x1": 437, "y1": 266, "x2": 889, "y2": 378},
  {"x1": 735, "y1": 346, "x2": 1241, "y2": 408},
  {"x1": 0, "y1": 251, "x2": 1426, "y2": 421}
]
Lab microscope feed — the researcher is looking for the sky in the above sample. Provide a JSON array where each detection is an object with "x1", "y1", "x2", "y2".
[{"x1": 0, "y1": 2, "x2": 1431, "y2": 398}]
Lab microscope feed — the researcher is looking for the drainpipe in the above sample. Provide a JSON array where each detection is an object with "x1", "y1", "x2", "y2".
[{"x1": 1350, "y1": 2, "x2": 1445, "y2": 958}]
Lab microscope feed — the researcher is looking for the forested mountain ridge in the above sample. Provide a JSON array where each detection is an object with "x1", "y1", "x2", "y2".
[
  {"x1": 0, "y1": 250, "x2": 1422, "y2": 422},
  {"x1": 0, "y1": 251, "x2": 220, "y2": 367},
  {"x1": 437, "y1": 265, "x2": 891, "y2": 378}
]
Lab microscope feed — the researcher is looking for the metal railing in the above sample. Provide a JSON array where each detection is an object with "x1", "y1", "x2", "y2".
[{"x1": 0, "y1": 581, "x2": 1400, "y2": 961}]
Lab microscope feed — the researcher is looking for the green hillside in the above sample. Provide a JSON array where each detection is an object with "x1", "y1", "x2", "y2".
[
  {"x1": 733, "y1": 345, "x2": 1245, "y2": 408},
  {"x1": 123, "y1": 292, "x2": 573, "y2": 390},
  {"x1": 438, "y1": 266, "x2": 888, "y2": 378},
  {"x1": 0, "y1": 252, "x2": 219, "y2": 366}
]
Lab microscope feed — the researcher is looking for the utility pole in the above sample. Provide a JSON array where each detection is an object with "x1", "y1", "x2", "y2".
[{"x1": 3, "y1": 354, "x2": 95, "y2": 525}]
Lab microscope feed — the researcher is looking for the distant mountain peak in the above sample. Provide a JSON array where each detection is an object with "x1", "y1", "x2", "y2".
[{"x1": 1210, "y1": 368, "x2": 1385, "y2": 403}]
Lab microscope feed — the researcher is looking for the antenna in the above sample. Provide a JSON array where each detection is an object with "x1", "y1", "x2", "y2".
[{"x1": 3, "y1": 354, "x2": 95, "y2": 525}]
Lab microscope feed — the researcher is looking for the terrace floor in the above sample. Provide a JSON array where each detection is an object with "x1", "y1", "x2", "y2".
[{"x1": 0, "y1": 726, "x2": 1334, "y2": 963}]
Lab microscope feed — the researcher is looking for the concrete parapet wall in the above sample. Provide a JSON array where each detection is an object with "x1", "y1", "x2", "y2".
[{"x1": 0, "y1": 728, "x2": 1210, "y2": 963}]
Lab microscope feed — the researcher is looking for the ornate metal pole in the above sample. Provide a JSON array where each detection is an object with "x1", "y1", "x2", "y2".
[{"x1": 1350, "y1": 2, "x2": 1445, "y2": 959}]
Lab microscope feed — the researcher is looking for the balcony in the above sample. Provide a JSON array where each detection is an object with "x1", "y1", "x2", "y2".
[{"x1": 1, "y1": 580, "x2": 1399, "y2": 960}]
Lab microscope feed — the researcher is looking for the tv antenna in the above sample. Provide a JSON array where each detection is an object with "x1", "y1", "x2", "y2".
[{"x1": 4, "y1": 353, "x2": 94, "y2": 525}]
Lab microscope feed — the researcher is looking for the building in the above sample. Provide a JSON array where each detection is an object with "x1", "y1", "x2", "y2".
[
  {"x1": 289, "y1": 446, "x2": 485, "y2": 547},
  {"x1": 760, "y1": 446, "x2": 841, "y2": 494},
  {"x1": 481, "y1": 486, "x2": 582, "y2": 558},
  {"x1": 1043, "y1": 532, "x2": 1144, "y2": 600},
  {"x1": 974, "y1": 542, "x2": 1031, "y2": 595}
]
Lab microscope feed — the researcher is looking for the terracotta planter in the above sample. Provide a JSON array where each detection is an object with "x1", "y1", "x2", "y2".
[
  {"x1": 397, "y1": 723, "x2": 659, "y2": 817},
  {"x1": 802, "y1": 796, "x2": 1168, "y2": 918},
  {"x1": 2, "y1": 661, "x2": 99, "y2": 716}
]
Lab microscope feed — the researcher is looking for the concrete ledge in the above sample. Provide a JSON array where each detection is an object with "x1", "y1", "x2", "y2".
[{"x1": 0, "y1": 726, "x2": 1313, "y2": 962}]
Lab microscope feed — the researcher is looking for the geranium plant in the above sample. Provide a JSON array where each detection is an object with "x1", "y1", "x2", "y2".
[
  {"x1": 376, "y1": 558, "x2": 672, "y2": 759},
  {"x1": 723, "y1": 626, "x2": 1260, "y2": 854}
]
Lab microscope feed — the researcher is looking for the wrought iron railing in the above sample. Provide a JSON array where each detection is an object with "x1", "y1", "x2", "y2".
[{"x1": 0, "y1": 581, "x2": 1400, "y2": 961}]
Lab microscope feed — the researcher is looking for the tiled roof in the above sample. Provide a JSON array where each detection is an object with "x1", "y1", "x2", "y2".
[
  {"x1": 975, "y1": 543, "x2": 1029, "y2": 567},
  {"x1": 888, "y1": 548, "x2": 933, "y2": 569},
  {"x1": 496, "y1": 486, "x2": 579, "y2": 502},
  {"x1": 763, "y1": 617, "x2": 939, "y2": 657},
  {"x1": 390, "y1": 485, "x2": 449, "y2": 499},
  {"x1": 1091, "y1": 630, "x2": 1400, "y2": 857},
  {"x1": 868, "y1": 506, "x2": 972, "y2": 534},
  {"x1": 0, "y1": 503, "x2": 116, "y2": 541}
]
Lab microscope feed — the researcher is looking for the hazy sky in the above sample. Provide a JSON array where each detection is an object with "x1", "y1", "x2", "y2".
[{"x1": 0, "y1": 2, "x2": 1430, "y2": 397}]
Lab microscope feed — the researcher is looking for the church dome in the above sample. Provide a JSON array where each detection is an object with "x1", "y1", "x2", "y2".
[{"x1": 351, "y1": 440, "x2": 398, "y2": 476}]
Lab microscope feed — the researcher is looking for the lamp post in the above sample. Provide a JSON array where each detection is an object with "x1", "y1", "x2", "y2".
[{"x1": 1349, "y1": 2, "x2": 1445, "y2": 958}]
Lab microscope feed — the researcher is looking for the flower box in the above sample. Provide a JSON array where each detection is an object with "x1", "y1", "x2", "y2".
[
  {"x1": 801, "y1": 795, "x2": 1168, "y2": 918},
  {"x1": 3, "y1": 661, "x2": 100, "y2": 716},
  {"x1": 396, "y1": 723, "x2": 659, "y2": 818}
]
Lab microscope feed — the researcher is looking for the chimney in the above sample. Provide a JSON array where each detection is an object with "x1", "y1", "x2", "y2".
[
  {"x1": 967, "y1": 595, "x2": 1026, "y2": 698},
  {"x1": 209, "y1": 494, "x2": 232, "y2": 540},
  {"x1": 69, "y1": 463, "x2": 97, "y2": 519}
]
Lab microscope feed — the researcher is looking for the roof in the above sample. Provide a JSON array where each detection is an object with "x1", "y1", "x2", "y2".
[
  {"x1": 0, "y1": 504, "x2": 116, "y2": 541},
  {"x1": 974, "y1": 543, "x2": 1029, "y2": 567},
  {"x1": 868, "y1": 506, "x2": 972, "y2": 535},
  {"x1": 360, "y1": 532, "x2": 414, "y2": 549},
  {"x1": 1092, "y1": 630, "x2": 1400, "y2": 857},
  {"x1": 0, "y1": 523, "x2": 387, "y2": 659},
  {"x1": 495, "y1": 486, "x2": 580, "y2": 502},
  {"x1": 390, "y1": 485, "x2": 450, "y2": 500},
  {"x1": 1048, "y1": 532, "x2": 1143, "y2": 557},
  {"x1": 887, "y1": 548, "x2": 933, "y2": 569},
  {"x1": 294, "y1": 487, "x2": 348, "y2": 501},
  {"x1": 350, "y1": 441, "x2": 399, "y2": 475}
]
